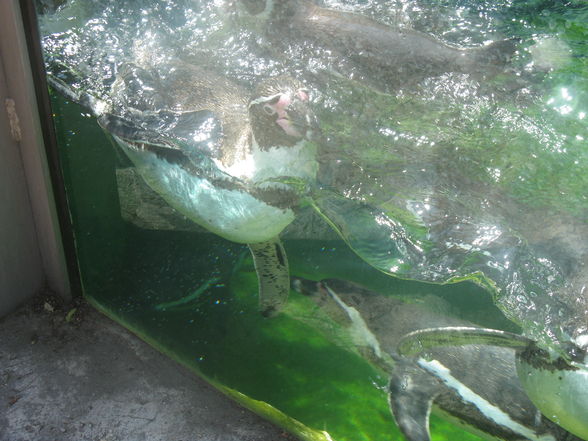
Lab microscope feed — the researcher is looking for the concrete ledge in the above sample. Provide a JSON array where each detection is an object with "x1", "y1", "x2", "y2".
[{"x1": 0, "y1": 295, "x2": 298, "y2": 441}]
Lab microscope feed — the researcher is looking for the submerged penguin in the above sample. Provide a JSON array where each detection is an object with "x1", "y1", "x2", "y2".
[
  {"x1": 232, "y1": 0, "x2": 517, "y2": 93},
  {"x1": 293, "y1": 278, "x2": 583, "y2": 441},
  {"x1": 399, "y1": 326, "x2": 588, "y2": 441},
  {"x1": 51, "y1": 62, "x2": 317, "y2": 316}
]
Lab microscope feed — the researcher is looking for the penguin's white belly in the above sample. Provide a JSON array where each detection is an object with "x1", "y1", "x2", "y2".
[
  {"x1": 121, "y1": 147, "x2": 295, "y2": 244},
  {"x1": 216, "y1": 141, "x2": 318, "y2": 185},
  {"x1": 516, "y1": 357, "x2": 588, "y2": 440}
]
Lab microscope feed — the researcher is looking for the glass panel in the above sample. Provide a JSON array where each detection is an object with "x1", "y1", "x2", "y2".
[{"x1": 35, "y1": 1, "x2": 588, "y2": 440}]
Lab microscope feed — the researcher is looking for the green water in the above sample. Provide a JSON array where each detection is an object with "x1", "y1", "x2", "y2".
[
  {"x1": 51, "y1": 96, "x2": 493, "y2": 441},
  {"x1": 45, "y1": 0, "x2": 588, "y2": 439}
]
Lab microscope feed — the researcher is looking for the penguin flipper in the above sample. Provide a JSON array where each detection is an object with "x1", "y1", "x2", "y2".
[
  {"x1": 248, "y1": 238, "x2": 289, "y2": 317},
  {"x1": 98, "y1": 109, "x2": 222, "y2": 156},
  {"x1": 397, "y1": 326, "x2": 532, "y2": 357},
  {"x1": 389, "y1": 358, "x2": 443, "y2": 441}
]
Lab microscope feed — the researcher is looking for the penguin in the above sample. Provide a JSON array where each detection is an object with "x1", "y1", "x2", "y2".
[
  {"x1": 398, "y1": 326, "x2": 588, "y2": 441},
  {"x1": 292, "y1": 278, "x2": 583, "y2": 441},
  {"x1": 49, "y1": 62, "x2": 317, "y2": 316},
  {"x1": 231, "y1": 0, "x2": 518, "y2": 93}
]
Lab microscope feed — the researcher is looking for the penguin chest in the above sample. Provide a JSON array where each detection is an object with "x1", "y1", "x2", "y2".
[
  {"x1": 216, "y1": 140, "x2": 318, "y2": 186},
  {"x1": 516, "y1": 354, "x2": 588, "y2": 441},
  {"x1": 119, "y1": 142, "x2": 295, "y2": 244}
]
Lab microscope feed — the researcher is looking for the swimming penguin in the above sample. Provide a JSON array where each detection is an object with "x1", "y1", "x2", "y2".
[
  {"x1": 50, "y1": 62, "x2": 317, "y2": 316},
  {"x1": 292, "y1": 278, "x2": 583, "y2": 441},
  {"x1": 398, "y1": 326, "x2": 588, "y2": 441},
  {"x1": 232, "y1": 0, "x2": 517, "y2": 93}
]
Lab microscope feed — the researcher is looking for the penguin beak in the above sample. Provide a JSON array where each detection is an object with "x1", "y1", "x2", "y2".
[
  {"x1": 276, "y1": 89, "x2": 319, "y2": 140},
  {"x1": 255, "y1": 88, "x2": 319, "y2": 140}
]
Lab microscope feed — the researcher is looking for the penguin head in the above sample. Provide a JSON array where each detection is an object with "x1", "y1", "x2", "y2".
[{"x1": 248, "y1": 76, "x2": 316, "y2": 150}]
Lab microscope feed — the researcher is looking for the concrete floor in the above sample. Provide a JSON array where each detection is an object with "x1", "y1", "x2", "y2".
[{"x1": 0, "y1": 293, "x2": 298, "y2": 441}]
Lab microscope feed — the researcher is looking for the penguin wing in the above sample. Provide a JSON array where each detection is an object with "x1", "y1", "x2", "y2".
[
  {"x1": 98, "y1": 109, "x2": 224, "y2": 164},
  {"x1": 98, "y1": 112, "x2": 174, "y2": 149},
  {"x1": 389, "y1": 358, "x2": 444, "y2": 441},
  {"x1": 396, "y1": 327, "x2": 532, "y2": 357},
  {"x1": 138, "y1": 108, "x2": 224, "y2": 162},
  {"x1": 97, "y1": 110, "x2": 253, "y2": 202}
]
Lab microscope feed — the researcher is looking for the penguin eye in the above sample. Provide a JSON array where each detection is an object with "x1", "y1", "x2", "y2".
[{"x1": 263, "y1": 104, "x2": 276, "y2": 115}]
